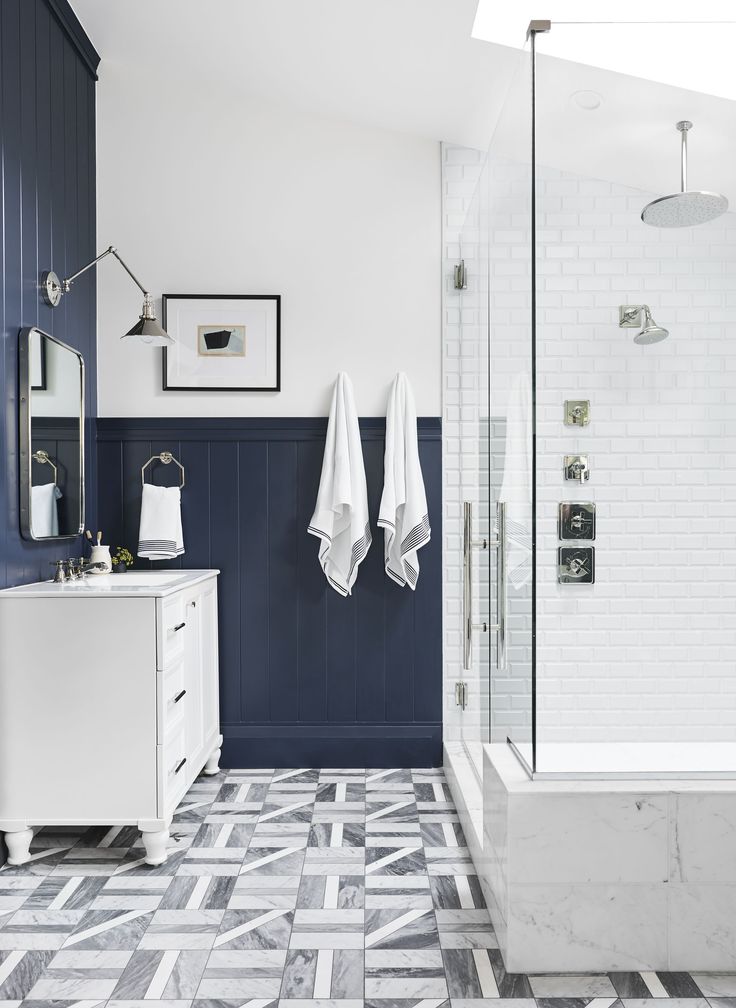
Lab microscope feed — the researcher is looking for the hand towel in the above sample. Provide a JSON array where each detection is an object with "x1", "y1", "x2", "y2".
[
  {"x1": 308, "y1": 372, "x2": 371, "y2": 596},
  {"x1": 31, "y1": 482, "x2": 61, "y2": 538},
  {"x1": 378, "y1": 372, "x2": 431, "y2": 589},
  {"x1": 138, "y1": 484, "x2": 185, "y2": 560},
  {"x1": 498, "y1": 371, "x2": 533, "y2": 589}
]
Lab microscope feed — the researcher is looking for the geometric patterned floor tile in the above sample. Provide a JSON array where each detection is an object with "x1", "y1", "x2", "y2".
[{"x1": 0, "y1": 766, "x2": 732, "y2": 1006}]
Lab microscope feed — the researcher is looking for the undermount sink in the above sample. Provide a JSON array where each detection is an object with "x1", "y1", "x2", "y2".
[{"x1": 80, "y1": 572, "x2": 188, "y2": 587}]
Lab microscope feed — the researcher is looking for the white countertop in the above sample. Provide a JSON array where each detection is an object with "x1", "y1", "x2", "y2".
[{"x1": 0, "y1": 569, "x2": 220, "y2": 599}]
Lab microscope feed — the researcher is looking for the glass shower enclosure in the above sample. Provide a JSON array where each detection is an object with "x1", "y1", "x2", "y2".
[{"x1": 454, "y1": 19, "x2": 736, "y2": 780}]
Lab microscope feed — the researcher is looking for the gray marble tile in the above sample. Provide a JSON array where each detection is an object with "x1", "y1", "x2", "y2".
[
  {"x1": 138, "y1": 910, "x2": 224, "y2": 950},
  {"x1": 657, "y1": 972, "x2": 706, "y2": 998},
  {"x1": 290, "y1": 910, "x2": 364, "y2": 950},
  {"x1": 0, "y1": 910, "x2": 85, "y2": 950},
  {"x1": 22, "y1": 877, "x2": 108, "y2": 911},
  {"x1": 330, "y1": 949, "x2": 363, "y2": 998},
  {"x1": 229, "y1": 875, "x2": 301, "y2": 911},
  {"x1": 0, "y1": 950, "x2": 55, "y2": 999},
  {"x1": 62, "y1": 909, "x2": 154, "y2": 950},
  {"x1": 0, "y1": 765, "x2": 726, "y2": 1008},
  {"x1": 364, "y1": 908, "x2": 439, "y2": 950},
  {"x1": 213, "y1": 909, "x2": 293, "y2": 950},
  {"x1": 280, "y1": 948, "x2": 317, "y2": 997},
  {"x1": 364, "y1": 847, "x2": 425, "y2": 877},
  {"x1": 307, "y1": 824, "x2": 365, "y2": 848}
]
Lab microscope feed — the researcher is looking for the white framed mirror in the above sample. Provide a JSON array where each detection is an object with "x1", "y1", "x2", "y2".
[{"x1": 18, "y1": 327, "x2": 85, "y2": 541}]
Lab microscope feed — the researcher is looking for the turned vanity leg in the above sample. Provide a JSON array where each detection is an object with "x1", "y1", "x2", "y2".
[
  {"x1": 203, "y1": 733, "x2": 223, "y2": 775},
  {"x1": 139, "y1": 823, "x2": 170, "y2": 866},
  {"x1": 4, "y1": 826, "x2": 33, "y2": 866}
]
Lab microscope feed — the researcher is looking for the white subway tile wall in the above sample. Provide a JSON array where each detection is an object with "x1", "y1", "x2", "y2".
[
  {"x1": 443, "y1": 143, "x2": 736, "y2": 748},
  {"x1": 536, "y1": 163, "x2": 736, "y2": 744}
]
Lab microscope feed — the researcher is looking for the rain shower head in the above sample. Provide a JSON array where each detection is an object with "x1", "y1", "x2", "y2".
[
  {"x1": 641, "y1": 121, "x2": 728, "y2": 228},
  {"x1": 619, "y1": 304, "x2": 669, "y2": 345}
]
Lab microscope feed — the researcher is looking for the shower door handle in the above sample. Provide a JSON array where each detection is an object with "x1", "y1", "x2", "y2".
[
  {"x1": 463, "y1": 502, "x2": 473, "y2": 671},
  {"x1": 463, "y1": 501, "x2": 505, "y2": 673},
  {"x1": 494, "y1": 502, "x2": 508, "y2": 673}
]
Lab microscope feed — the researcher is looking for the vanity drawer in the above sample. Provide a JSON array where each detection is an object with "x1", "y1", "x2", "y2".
[
  {"x1": 157, "y1": 595, "x2": 187, "y2": 669},
  {"x1": 157, "y1": 658, "x2": 187, "y2": 741},
  {"x1": 160, "y1": 719, "x2": 189, "y2": 811}
]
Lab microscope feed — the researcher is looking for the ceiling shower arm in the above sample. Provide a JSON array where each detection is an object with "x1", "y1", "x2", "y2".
[
  {"x1": 62, "y1": 245, "x2": 149, "y2": 296},
  {"x1": 676, "y1": 120, "x2": 693, "y2": 193}
]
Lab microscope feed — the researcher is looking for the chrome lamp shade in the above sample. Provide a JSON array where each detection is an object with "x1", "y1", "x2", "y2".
[{"x1": 124, "y1": 294, "x2": 174, "y2": 346}]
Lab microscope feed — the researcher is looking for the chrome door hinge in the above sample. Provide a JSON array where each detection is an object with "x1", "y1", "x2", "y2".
[{"x1": 455, "y1": 680, "x2": 468, "y2": 710}]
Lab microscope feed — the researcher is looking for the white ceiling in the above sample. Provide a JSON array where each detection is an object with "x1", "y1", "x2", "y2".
[
  {"x1": 71, "y1": 0, "x2": 518, "y2": 150},
  {"x1": 73, "y1": 0, "x2": 736, "y2": 201}
]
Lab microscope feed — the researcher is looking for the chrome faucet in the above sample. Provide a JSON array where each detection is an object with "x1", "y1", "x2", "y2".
[{"x1": 50, "y1": 560, "x2": 67, "y2": 583}]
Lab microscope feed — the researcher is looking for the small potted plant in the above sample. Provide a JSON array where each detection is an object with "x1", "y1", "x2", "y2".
[{"x1": 111, "y1": 546, "x2": 134, "y2": 574}]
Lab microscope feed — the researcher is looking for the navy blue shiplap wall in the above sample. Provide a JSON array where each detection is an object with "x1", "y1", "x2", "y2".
[
  {"x1": 0, "y1": 0, "x2": 98, "y2": 865},
  {"x1": 97, "y1": 417, "x2": 442, "y2": 766},
  {"x1": 0, "y1": 0, "x2": 99, "y2": 590}
]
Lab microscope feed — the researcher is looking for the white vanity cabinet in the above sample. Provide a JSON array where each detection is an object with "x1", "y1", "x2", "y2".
[{"x1": 0, "y1": 569, "x2": 222, "y2": 866}]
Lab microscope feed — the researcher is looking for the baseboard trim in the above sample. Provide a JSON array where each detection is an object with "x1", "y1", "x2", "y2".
[{"x1": 222, "y1": 724, "x2": 442, "y2": 767}]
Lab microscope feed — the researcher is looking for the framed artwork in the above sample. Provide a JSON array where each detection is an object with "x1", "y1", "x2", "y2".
[
  {"x1": 30, "y1": 331, "x2": 47, "y2": 390},
  {"x1": 162, "y1": 294, "x2": 281, "y2": 392}
]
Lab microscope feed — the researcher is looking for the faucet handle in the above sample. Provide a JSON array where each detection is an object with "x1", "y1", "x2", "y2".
[{"x1": 49, "y1": 560, "x2": 67, "y2": 583}]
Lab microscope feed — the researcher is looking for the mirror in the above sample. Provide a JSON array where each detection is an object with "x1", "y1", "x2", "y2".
[{"x1": 19, "y1": 327, "x2": 85, "y2": 540}]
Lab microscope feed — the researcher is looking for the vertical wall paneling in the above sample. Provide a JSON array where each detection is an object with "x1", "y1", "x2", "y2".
[
  {"x1": 0, "y1": 0, "x2": 98, "y2": 591},
  {"x1": 96, "y1": 417, "x2": 443, "y2": 766},
  {"x1": 0, "y1": 0, "x2": 98, "y2": 865}
]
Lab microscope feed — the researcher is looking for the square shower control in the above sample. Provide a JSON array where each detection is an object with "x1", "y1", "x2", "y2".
[
  {"x1": 558, "y1": 546, "x2": 595, "y2": 584},
  {"x1": 564, "y1": 399, "x2": 590, "y2": 426},
  {"x1": 559, "y1": 502, "x2": 596, "y2": 541}
]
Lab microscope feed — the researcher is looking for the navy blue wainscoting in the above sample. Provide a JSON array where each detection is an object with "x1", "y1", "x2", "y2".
[
  {"x1": 96, "y1": 417, "x2": 443, "y2": 767},
  {"x1": 0, "y1": 0, "x2": 98, "y2": 866},
  {"x1": 0, "y1": 0, "x2": 99, "y2": 590}
]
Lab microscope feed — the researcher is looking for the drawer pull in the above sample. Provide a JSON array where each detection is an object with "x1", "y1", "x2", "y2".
[
  {"x1": 173, "y1": 689, "x2": 187, "y2": 704},
  {"x1": 171, "y1": 622, "x2": 186, "y2": 633},
  {"x1": 174, "y1": 757, "x2": 187, "y2": 774}
]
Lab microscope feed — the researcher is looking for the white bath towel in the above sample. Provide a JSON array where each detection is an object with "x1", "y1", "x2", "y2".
[
  {"x1": 138, "y1": 484, "x2": 185, "y2": 560},
  {"x1": 499, "y1": 371, "x2": 533, "y2": 589},
  {"x1": 31, "y1": 482, "x2": 61, "y2": 538},
  {"x1": 378, "y1": 372, "x2": 431, "y2": 589},
  {"x1": 308, "y1": 372, "x2": 372, "y2": 596}
]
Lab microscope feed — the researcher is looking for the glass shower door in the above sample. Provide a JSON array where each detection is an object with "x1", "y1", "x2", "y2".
[{"x1": 456, "y1": 42, "x2": 535, "y2": 778}]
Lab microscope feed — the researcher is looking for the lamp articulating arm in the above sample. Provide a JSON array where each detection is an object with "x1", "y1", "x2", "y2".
[{"x1": 40, "y1": 247, "x2": 172, "y2": 345}]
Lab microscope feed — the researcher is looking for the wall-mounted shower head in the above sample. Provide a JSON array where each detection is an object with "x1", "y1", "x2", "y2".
[
  {"x1": 641, "y1": 121, "x2": 728, "y2": 228},
  {"x1": 619, "y1": 304, "x2": 669, "y2": 345}
]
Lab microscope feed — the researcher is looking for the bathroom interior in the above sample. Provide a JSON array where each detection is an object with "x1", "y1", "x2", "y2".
[{"x1": 1, "y1": 0, "x2": 736, "y2": 1000}]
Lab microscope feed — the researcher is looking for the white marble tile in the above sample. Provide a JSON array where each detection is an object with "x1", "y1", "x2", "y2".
[
  {"x1": 690, "y1": 973, "x2": 736, "y2": 996},
  {"x1": 505, "y1": 883, "x2": 668, "y2": 973},
  {"x1": 509, "y1": 792, "x2": 669, "y2": 884},
  {"x1": 669, "y1": 884, "x2": 736, "y2": 970},
  {"x1": 671, "y1": 794, "x2": 736, "y2": 882},
  {"x1": 529, "y1": 974, "x2": 619, "y2": 997}
]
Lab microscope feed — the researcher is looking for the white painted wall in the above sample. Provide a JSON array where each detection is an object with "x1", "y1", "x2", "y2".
[{"x1": 95, "y1": 65, "x2": 441, "y2": 417}]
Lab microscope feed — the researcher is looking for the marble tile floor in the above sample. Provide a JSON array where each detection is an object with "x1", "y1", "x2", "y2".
[{"x1": 0, "y1": 767, "x2": 735, "y2": 1008}]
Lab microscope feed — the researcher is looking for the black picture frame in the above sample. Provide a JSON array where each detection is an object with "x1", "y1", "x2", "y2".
[
  {"x1": 31, "y1": 332, "x2": 47, "y2": 391},
  {"x1": 162, "y1": 293, "x2": 281, "y2": 392}
]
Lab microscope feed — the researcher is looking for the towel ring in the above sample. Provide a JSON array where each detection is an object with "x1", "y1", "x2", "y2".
[
  {"x1": 32, "y1": 449, "x2": 58, "y2": 483},
  {"x1": 141, "y1": 451, "x2": 185, "y2": 488}
]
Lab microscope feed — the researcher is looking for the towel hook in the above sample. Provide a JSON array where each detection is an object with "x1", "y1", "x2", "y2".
[
  {"x1": 32, "y1": 449, "x2": 58, "y2": 483},
  {"x1": 141, "y1": 451, "x2": 185, "y2": 488}
]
